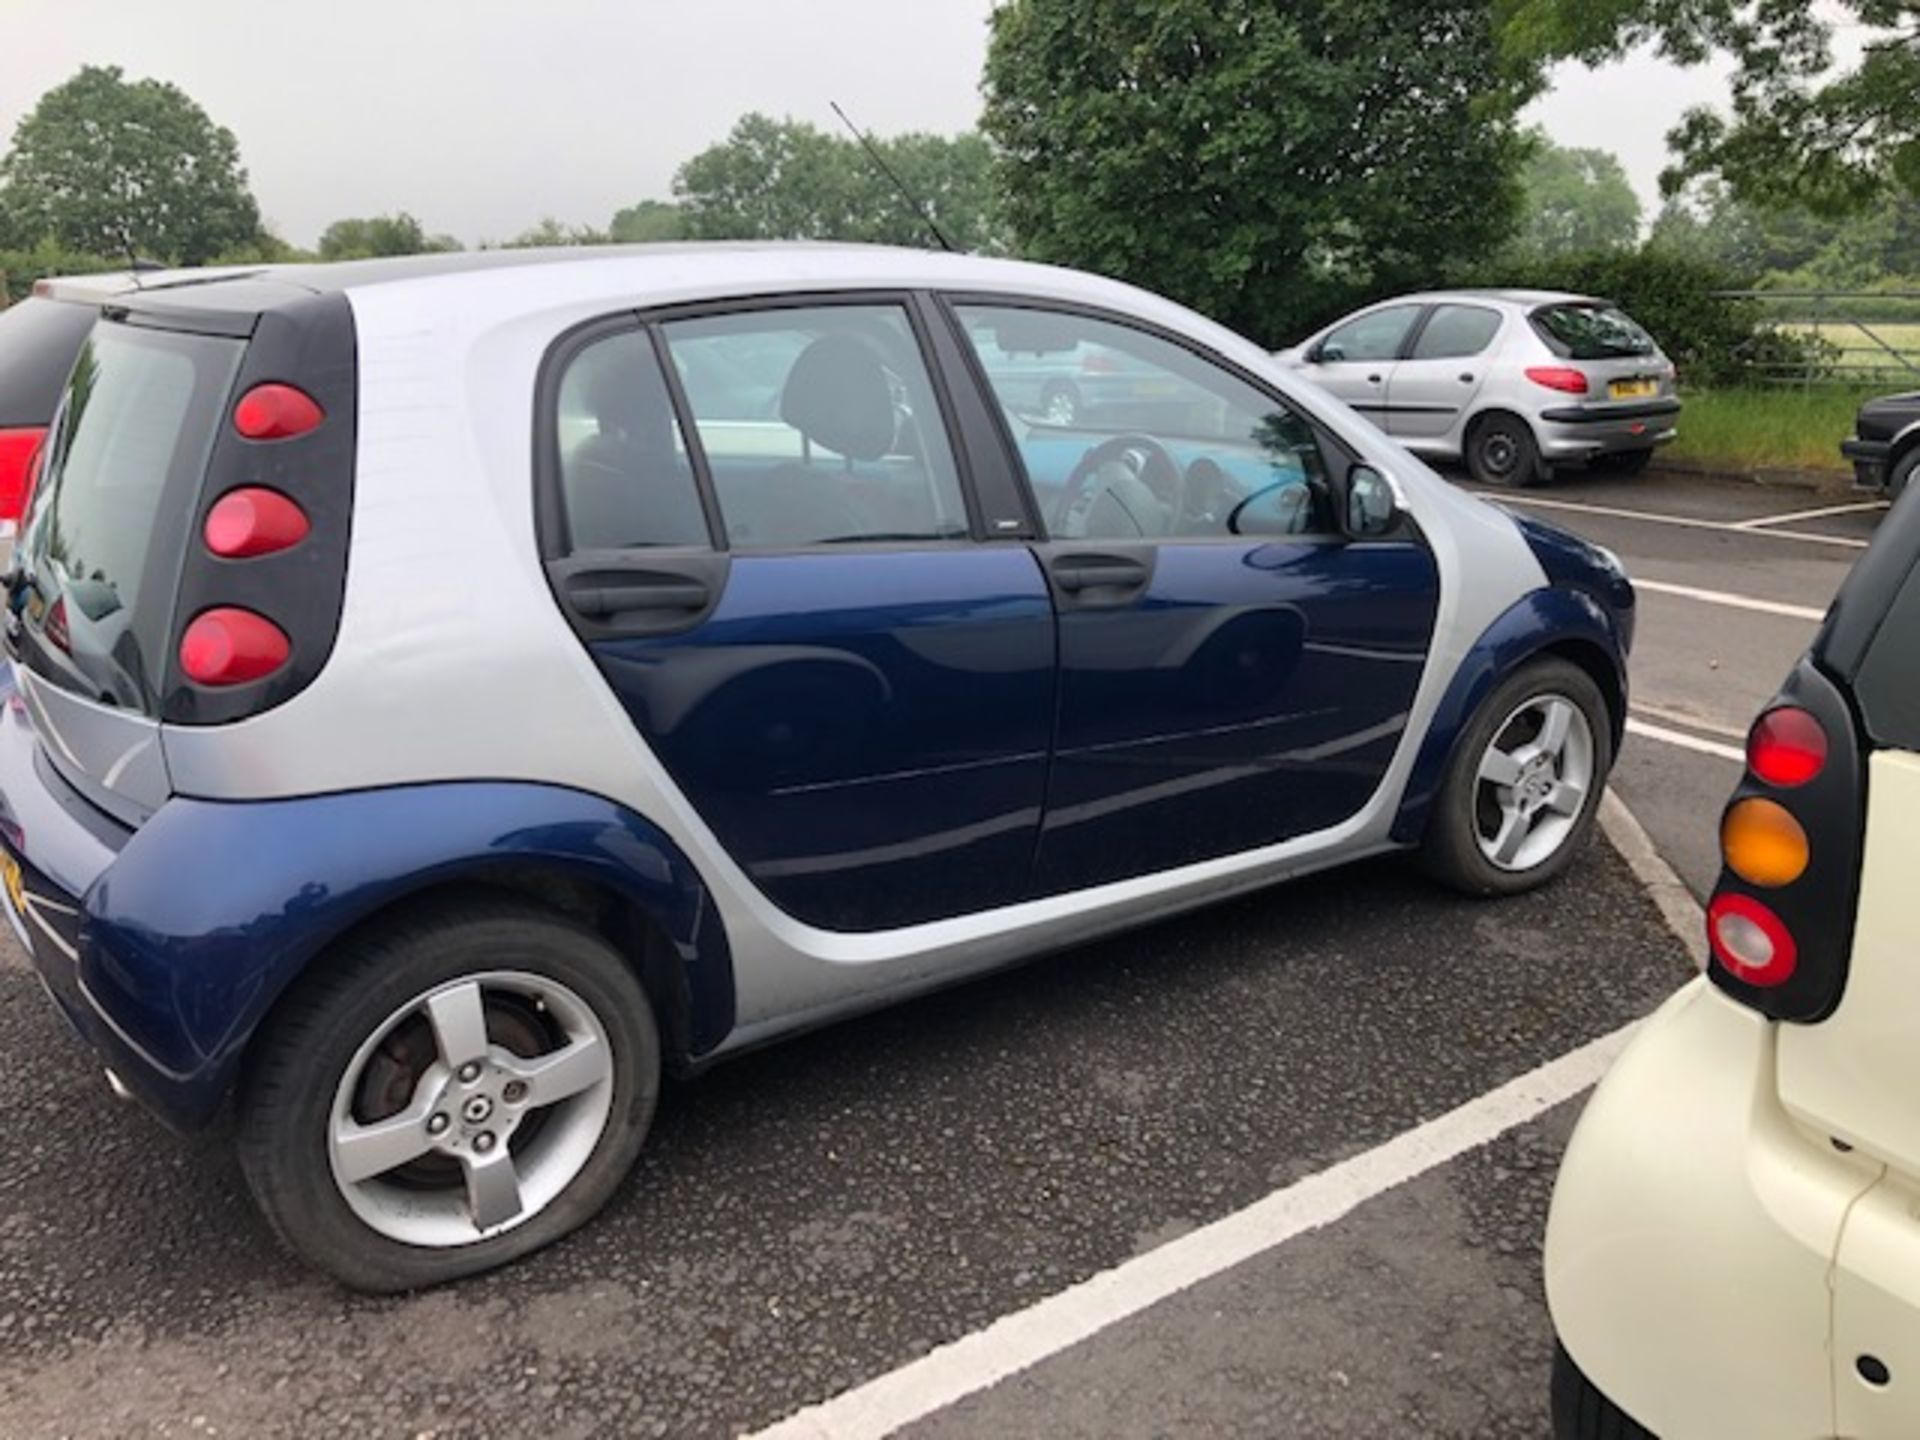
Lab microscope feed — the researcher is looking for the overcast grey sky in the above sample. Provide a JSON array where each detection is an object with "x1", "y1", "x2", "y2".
[{"x1": 0, "y1": 0, "x2": 1732, "y2": 249}]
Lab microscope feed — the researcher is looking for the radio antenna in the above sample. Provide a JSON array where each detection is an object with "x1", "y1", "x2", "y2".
[{"x1": 830, "y1": 100, "x2": 957, "y2": 253}]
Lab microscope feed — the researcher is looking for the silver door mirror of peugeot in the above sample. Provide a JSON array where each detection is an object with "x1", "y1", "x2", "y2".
[{"x1": 1344, "y1": 464, "x2": 1399, "y2": 539}]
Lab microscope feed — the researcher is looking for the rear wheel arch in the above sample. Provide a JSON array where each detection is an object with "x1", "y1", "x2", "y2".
[
  {"x1": 1463, "y1": 407, "x2": 1544, "y2": 487},
  {"x1": 242, "y1": 866, "x2": 702, "y2": 1086}
]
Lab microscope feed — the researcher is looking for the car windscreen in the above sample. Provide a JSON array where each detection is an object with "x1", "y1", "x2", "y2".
[
  {"x1": 0, "y1": 297, "x2": 100, "y2": 426},
  {"x1": 1530, "y1": 303, "x2": 1655, "y2": 360},
  {"x1": 10, "y1": 319, "x2": 243, "y2": 713}
]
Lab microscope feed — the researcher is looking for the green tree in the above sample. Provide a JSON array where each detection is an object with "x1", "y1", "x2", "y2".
[
  {"x1": 1516, "y1": 131, "x2": 1641, "y2": 255},
  {"x1": 317, "y1": 213, "x2": 459, "y2": 261},
  {"x1": 508, "y1": 217, "x2": 611, "y2": 248},
  {"x1": 982, "y1": 0, "x2": 1537, "y2": 341},
  {"x1": 608, "y1": 199, "x2": 686, "y2": 243},
  {"x1": 0, "y1": 65, "x2": 261, "y2": 264},
  {"x1": 673, "y1": 113, "x2": 1004, "y2": 252},
  {"x1": 1498, "y1": 2, "x2": 1920, "y2": 214}
]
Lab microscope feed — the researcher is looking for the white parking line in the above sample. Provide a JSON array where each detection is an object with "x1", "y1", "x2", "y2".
[
  {"x1": 1625, "y1": 717, "x2": 1746, "y2": 764},
  {"x1": 1474, "y1": 491, "x2": 1870, "y2": 550},
  {"x1": 745, "y1": 1023, "x2": 1638, "y2": 1440},
  {"x1": 1632, "y1": 578, "x2": 1826, "y2": 623},
  {"x1": 1630, "y1": 702, "x2": 1749, "y2": 742},
  {"x1": 1734, "y1": 499, "x2": 1887, "y2": 530}
]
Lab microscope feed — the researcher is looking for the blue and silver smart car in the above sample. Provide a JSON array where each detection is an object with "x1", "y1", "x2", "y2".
[{"x1": 0, "y1": 246, "x2": 1633, "y2": 1288}]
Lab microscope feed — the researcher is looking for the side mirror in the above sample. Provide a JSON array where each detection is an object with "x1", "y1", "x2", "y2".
[
  {"x1": 1341, "y1": 464, "x2": 1400, "y2": 540},
  {"x1": 1314, "y1": 342, "x2": 1346, "y2": 364}
]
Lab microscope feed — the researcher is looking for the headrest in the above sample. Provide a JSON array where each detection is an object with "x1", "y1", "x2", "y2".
[
  {"x1": 583, "y1": 354, "x2": 673, "y2": 449},
  {"x1": 779, "y1": 333, "x2": 896, "y2": 462}
]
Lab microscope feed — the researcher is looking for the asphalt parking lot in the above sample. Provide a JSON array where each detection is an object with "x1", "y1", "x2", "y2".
[{"x1": 0, "y1": 467, "x2": 1878, "y2": 1439}]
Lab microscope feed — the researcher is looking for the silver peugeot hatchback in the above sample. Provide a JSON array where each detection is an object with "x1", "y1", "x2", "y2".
[{"x1": 1276, "y1": 290, "x2": 1680, "y2": 486}]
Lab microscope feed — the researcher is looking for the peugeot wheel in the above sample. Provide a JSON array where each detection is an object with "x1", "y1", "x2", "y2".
[
  {"x1": 1466, "y1": 413, "x2": 1542, "y2": 488},
  {"x1": 237, "y1": 897, "x2": 660, "y2": 1291}
]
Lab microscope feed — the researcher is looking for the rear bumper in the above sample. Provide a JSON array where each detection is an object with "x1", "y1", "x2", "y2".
[
  {"x1": 1546, "y1": 979, "x2": 1877, "y2": 1439},
  {"x1": 1535, "y1": 399, "x2": 1681, "y2": 460},
  {"x1": 1843, "y1": 437, "x2": 1892, "y2": 492}
]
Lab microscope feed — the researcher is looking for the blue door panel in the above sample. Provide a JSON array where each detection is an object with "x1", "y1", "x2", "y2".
[
  {"x1": 1035, "y1": 539, "x2": 1440, "y2": 893},
  {"x1": 589, "y1": 548, "x2": 1056, "y2": 930}
]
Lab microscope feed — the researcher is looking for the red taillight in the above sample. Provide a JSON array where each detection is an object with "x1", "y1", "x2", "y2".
[
  {"x1": 1524, "y1": 366, "x2": 1590, "y2": 395},
  {"x1": 1708, "y1": 891, "x2": 1798, "y2": 986},
  {"x1": 0, "y1": 426, "x2": 47, "y2": 522},
  {"x1": 1748, "y1": 707, "x2": 1828, "y2": 788},
  {"x1": 179, "y1": 608, "x2": 290, "y2": 686},
  {"x1": 43, "y1": 595, "x2": 70, "y2": 654},
  {"x1": 203, "y1": 488, "x2": 311, "y2": 558},
  {"x1": 232, "y1": 384, "x2": 324, "y2": 441}
]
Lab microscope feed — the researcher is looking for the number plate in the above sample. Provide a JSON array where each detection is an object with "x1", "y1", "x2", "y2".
[
  {"x1": 1609, "y1": 378, "x2": 1657, "y2": 400},
  {"x1": 1, "y1": 853, "x2": 23, "y2": 919}
]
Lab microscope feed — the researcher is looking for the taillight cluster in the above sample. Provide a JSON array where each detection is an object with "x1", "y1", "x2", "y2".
[
  {"x1": 1705, "y1": 661, "x2": 1865, "y2": 1022},
  {"x1": 1525, "y1": 366, "x2": 1590, "y2": 395},
  {"x1": 177, "y1": 383, "x2": 321, "y2": 689},
  {"x1": 0, "y1": 426, "x2": 47, "y2": 526}
]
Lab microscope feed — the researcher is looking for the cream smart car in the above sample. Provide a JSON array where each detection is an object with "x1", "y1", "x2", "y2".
[{"x1": 1545, "y1": 484, "x2": 1920, "y2": 1437}]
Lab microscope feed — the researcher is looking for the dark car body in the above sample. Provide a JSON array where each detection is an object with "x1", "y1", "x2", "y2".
[{"x1": 1842, "y1": 390, "x2": 1920, "y2": 496}]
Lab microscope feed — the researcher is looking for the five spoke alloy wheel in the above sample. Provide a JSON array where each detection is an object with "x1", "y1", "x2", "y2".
[
  {"x1": 1473, "y1": 694, "x2": 1595, "y2": 873},
  {"x1": 329, "y1": 971, "x2": 615, "y2": 1246}
]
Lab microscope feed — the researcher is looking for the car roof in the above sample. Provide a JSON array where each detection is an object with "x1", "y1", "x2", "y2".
[
  {"x1": 1398, "y1": 288, "x2": 1602, "y2": 309},
  {"x1": 35, "y1": 244, "x2": 1157, "y2": 326}
]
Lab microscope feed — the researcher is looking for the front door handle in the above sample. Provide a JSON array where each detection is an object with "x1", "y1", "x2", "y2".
[
  {"x1": 1367, "y1": 373, "x2": 1383, "y2": 385},
  {"x1": 1458, "y1": 372, "x2": 1475, "y2": 383},
  {"x1": 1051, "y1": 555, "x2": 1150, "y2": 594}
]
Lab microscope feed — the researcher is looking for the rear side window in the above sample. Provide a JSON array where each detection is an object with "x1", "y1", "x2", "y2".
[
  {"x1": 660, "y1": 305, "x2": 970, "y2": 548},
  {"x1": 0, "y1": 298, "x2": 99, "y2": 426},
  {"x1": 1531, "y1": 303, "x2": 1655, "y2": 359},
  {"x1": 555, "y1": 329, "x2": 709, "y2": 550},
  {"x1": 1411, "y1": 304, "x2": 1502, "y2": 360},
  {"x1": 1853, "y1": 564, "x2": 1920, "y2": 750},
  {"x1": 14, "y1": 321, "x2": 242, "y2": 711}
]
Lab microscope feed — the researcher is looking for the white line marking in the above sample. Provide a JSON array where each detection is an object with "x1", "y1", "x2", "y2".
[
  {"x1": 1626, "y1": 718, "x2": 1747, "y2": 763},
  {"x1": 1600, "y1": 789, "x2": 1708, "y2": 969},
  {"x1": 1474, "y1": 491, "x2": 1870, "y2": 550},
  {"x1": 1630, "y1": 702, "x2": 1748, "y2": 741},
  {"x1": 1734, "y1": 499, "x2": 1888, "y2": 530},
  {"x1": 744, "y1": 1023, "x2": 1638, "y2": 1440},
  {"x1": 1633, "y1": 578, "x2": 1826, "y2": 623}
]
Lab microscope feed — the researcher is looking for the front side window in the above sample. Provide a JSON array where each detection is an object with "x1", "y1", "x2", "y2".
[
  {"x1": 554, "y1": 328, "x2": 709, "y2": 551},
  {"x1": 661, "y1": 305, "x2": 969, "y2": 548},
  {"x1": 1319, "y1": 305, "x2": 1422, "y2": 364},
  {"x1": 1411, "y1": 304, "x2": 1503, "y2": 361},
  {"x1": 957, "y1": 304, "x2": 1333, "y2": 541}
]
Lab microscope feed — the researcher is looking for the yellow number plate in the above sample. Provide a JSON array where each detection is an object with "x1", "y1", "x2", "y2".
[
  {"x1": 1, "y1": 854, "x2": 23, "y2": 918},
  {"x1": 1609, "y1": 378, "x2": 1657, "y2": 400}
]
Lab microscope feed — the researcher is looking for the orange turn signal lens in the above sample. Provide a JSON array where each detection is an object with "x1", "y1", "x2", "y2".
[{"x1": 1722, "y1": 798, "x2": 1809, "y2": 888}]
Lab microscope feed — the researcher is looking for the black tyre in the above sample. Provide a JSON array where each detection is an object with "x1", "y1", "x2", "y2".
[
  {"x1": 1889, "y1": 445, "x2": 1920, "y2": 500},
  {"x1": 1465, "y1": 412, "x2": 1542, "y2": 487},
  {"x1": 237, "y1": 896, "x2": 660, "y2": 1292},
  {"x1": 1419, "y1": 657, "x2": 1613, "y2": 896},
  {"x1": 1039, "y1": 380, "x2": 1082, "y2": 426},
  {"x1": 1551, "y1": 1343, "x2": 1657, "y2": 1439},
  {"x1": 1589, "y1": 448, "x2": 1655, "y2": 477}
]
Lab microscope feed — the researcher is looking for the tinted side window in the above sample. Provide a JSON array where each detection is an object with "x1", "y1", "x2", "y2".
[
  {"x1": 662, "y1": 305, "x2": 969, "y2": 548},
  {"x1": 957, "y1": 304, "x2": 1333, "y2": 542},
  {"x1": 554, "y1": 329, "x2": 709, "y2": 550},
  {"x1": 1855, "y1": 563, "x2": 1920, "y2": 750},
  {"x1": 1411, "y1": 304, "x2": 1503, "y2": 360},
  {"x1": 1320, "y1": 305, "x2": 1421, "y2": 363},
  {"x1": 0, "y1": 298, "x2": 98, "y2": 426}
]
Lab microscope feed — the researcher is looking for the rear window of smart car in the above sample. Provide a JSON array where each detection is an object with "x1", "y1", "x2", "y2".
[
  {"x1": 12, "y1": 319, "x2": 243, "y2": 713},
  {"x1": 1530, "y1": 304, "x2": 1655, "y2": 360}
]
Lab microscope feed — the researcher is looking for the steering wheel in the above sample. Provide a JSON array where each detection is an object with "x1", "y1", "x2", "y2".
[{"x1": 1055, "y1": 434, "x2": 1189, "y2": 539}]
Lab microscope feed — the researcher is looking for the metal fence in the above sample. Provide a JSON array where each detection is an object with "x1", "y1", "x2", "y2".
[{"x1": 1722, "y1": 289, "x2": 1920, "y2": 388}]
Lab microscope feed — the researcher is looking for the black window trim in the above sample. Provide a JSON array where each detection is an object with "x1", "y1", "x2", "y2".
[{"x1": 934, "y1": 289, "x2": 1374, "y2": 547}]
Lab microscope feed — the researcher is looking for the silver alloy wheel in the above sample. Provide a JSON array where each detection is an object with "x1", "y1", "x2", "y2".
[
  {"x1": 327, "y1": 971, "x2": 615, "y2": 1247},
  {"x1": 1473, "y1": 693, "x2": 1596, "y2": 872}
]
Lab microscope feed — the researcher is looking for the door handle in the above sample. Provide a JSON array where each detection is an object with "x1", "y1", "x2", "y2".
[
  {"x1": 1051, "y1": 555, "x2": 1150, "y2": 594},
  {"x1": 1367, "y1": 374, "x2": 1383, "y2": 385},
  {"x1": 1458, "y1": 372, "x2": 1475, "y2": 383},
  {"x1": 567, "y1": 575, "x2": 710, "y2": 618}
]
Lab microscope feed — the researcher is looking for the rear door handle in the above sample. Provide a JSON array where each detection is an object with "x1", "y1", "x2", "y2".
[
  {"x1": 1458, "y1": 372, "x2": 1475, "y2": 383},
  {"x1": 568, "y1": 578, "x2": 709, "y2": 617}
]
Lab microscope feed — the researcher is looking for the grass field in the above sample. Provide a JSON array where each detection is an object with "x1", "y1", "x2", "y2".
[
  {"x1": 1663, "y1": 385, "x2": 1877, "y2": 473},
  {"x1": 1784, "y1": 320, "x2": 1920, "y2": 380}
]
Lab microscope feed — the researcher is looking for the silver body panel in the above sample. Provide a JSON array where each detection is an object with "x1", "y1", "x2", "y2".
[{"x1": 129, "y1": 247, "x2": 1547, "y2": 1050}]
